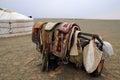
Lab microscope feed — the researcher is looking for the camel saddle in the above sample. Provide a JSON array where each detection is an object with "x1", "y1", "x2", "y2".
[
  {"x1": 42, "y1": 22, "x2": 61, "y2": 53},
  {"x1": 32, "y1": 22, "x2": 47, "y2": 52},
  {"x1": 52, "y1": 23, "x2": 80, "y2": 58}
]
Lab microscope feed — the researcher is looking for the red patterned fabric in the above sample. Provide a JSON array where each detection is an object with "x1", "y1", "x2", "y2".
[{"x1": 52, "y1": 23, "x2": 80, "y2": 58}]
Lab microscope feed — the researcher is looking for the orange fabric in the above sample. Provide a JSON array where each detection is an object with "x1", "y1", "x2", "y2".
[
  {"x1": 32, "y1": 22, "x2": 47, "y2": 53},
  {"x1": 32, "y1": 22, "x2": 46, "y2": 43}
]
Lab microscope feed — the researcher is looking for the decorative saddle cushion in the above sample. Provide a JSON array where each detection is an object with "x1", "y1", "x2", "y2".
[
  {"x1": 44, "y1": 22, "x2": 61, "y2": 31},
  {"x1": 57, "y1": 23, "x2": 80, "y2": 33},
  {"x1": 52, "y1": 23, "x2": 80, "y2": 58},
  {"x1": 41, "y1": 22, "x2": 62, "y2": 52}
]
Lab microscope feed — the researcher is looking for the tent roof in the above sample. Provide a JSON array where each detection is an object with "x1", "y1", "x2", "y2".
[{"x1": 0, "y1": 8, "x2": 33, "y2": 22}]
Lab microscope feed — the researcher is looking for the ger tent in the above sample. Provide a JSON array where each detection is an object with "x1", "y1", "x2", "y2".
[{"x1": 0, "y1": 8, "x2": 34, "y2": 37}]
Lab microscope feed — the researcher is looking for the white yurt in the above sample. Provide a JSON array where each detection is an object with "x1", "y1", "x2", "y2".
[{"x1": 0, "y1": 8, "x2": 34, "y2": 37}]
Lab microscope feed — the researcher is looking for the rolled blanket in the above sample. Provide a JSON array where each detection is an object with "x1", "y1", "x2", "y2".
[{"x1": 102, "y1": 41, "x2": 114, "y2": 57}]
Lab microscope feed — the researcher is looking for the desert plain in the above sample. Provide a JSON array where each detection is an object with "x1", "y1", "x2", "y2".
[{"x1": 0, "y1": 19, "x2": 120, "y2": 80}]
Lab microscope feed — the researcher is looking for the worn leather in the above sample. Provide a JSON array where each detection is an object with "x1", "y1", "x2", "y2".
[{"x1": 32, "y1": 22, "x2": 47, "y2": 52}]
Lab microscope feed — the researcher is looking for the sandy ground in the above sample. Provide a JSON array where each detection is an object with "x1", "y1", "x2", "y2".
[{"x1": 0, "y1": 19, "x2": 120, "y2": 80}]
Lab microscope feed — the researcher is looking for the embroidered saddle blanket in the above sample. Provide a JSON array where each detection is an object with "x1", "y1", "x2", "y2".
[
  {"x1": 52, "y1": 23, "x2": 80, "y2": 58},
  {"x1": 41, "y1": 22, "x2": 61, "y2": 52},
  {"x1": 32, "y1": 22, "x2": 47, "y2": 52},
  {"x1": 32, "y1": 22, "x2": 81, "y2": 58}
]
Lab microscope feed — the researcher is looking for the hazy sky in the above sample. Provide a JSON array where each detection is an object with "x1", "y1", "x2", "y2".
[{"x1": 0, "y1": 0, "x2": 120, "y2": 19}]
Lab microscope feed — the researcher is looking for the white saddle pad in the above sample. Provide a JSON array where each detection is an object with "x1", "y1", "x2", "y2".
[
  {"x1": 83, "y1": 40, "x2": 102, "y2": 73},
  {"x1": 44, "y1": 22, "x2": 57, "y2": 31},
  {"x1": 70, "y1": 30, "x2": 81, "y2": 56}
]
